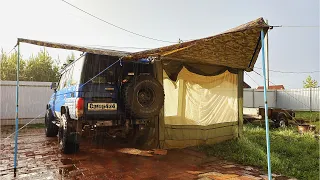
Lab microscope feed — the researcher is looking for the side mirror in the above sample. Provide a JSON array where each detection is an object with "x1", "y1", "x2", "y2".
[{"x1": 51, "y1": 82, "x2": 58, "y2": 90}]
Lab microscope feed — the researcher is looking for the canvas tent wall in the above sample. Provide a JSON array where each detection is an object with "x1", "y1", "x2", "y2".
[
  {"x1": 158, "y1": 68, "x2": 243, "y2": 148},
  {"x1": 16, "y1": 17, "x2": 268, "y2": 149}
]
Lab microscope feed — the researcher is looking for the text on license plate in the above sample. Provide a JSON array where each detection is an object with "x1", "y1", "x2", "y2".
[{"x1": 88, "y1": 103, "x2": 117, "y2": 111}]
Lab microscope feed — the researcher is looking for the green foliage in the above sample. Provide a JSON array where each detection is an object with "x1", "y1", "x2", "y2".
[
  {"x1": 0, "y1": 49, "x2": 26, "y2": 80},
  {"x1": 198, "y1": 125, "x2": 319, "y2": 180},
  {"x1": 295, "y1": 111, "x2": 320, "y2": 122},
  {"x1": 0, "y1": 49, "x2": 60, "y2": 82},
  {"x1": 303, "y1": 75, "x2": 318, "y2": 88},
  {"x1": 24, "y1": 49, "x2": 60, "y2": 82},
  {"x1": 62, "y1": 52, "x2": 76, "y2": 69},
  {"x1": 295, "y1": 111, "x2": 320, "y2": 132}
]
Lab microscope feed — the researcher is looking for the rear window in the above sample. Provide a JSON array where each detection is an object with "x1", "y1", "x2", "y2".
[
  {"x1": 82, "y1": 54, "x2": 118, "y2": 85},
  {"x1": 70, "y1": 56, "x2": 85, "y2": 85}
]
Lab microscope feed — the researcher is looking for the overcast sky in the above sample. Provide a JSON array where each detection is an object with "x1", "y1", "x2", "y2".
[{"x1": 0, "y1": 0, "x2": 319, "y2": 88}]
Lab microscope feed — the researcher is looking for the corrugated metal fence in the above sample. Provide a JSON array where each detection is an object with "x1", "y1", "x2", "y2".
[
  {"x1": 244, "y1": 88, "x2": 320, "y2": 111},
  {"x1": 0, "y1": 81, "x2": 52, "y2": 125},
  {"x1": 1, "y1": 81, "x2": 319, "y2": 125}
]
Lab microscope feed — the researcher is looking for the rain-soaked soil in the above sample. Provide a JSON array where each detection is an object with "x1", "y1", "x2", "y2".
[{"x1": 0, "y1": 126, "x2": 294, "y2": 180}]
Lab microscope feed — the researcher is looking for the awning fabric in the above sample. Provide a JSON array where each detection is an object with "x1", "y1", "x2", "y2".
[
  {"x1": 129, "y1": 17, "x2": 269, "y2": 72},
  {"x1": 17, "y1": 17, "x2": 268, "y2": 78},
  {"x1": 162, "y1": 61, "x2": 239, "y2": 81},
  {"x1": 17, "y1": 38, "x2": 130, "y2": 57}
]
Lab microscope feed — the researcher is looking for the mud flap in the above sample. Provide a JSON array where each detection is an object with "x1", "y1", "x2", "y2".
[{"x1": 143, "y1": 117, "x2": 160, "y2": 148}]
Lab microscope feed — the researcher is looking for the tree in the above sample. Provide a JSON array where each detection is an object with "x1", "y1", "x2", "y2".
[
  {"x1": 1, "y1": 49, "x2": 72, "y2": 82},
  {"x1": 0, "y1": 49, "x2": 26, "y2": 81},
  {"x1": 303, "y1": 75, "x2": 318, "y2": 88},
  {"x1": 24, "y1": 49, "x2": 60, "y2": 82},
  {"x1": 61, "y1": 52, "x2": 76, "y2": 69}
]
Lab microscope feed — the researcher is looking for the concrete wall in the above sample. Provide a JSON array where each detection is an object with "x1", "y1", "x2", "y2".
[
  {"x1": 244, "y1": 87, "x2": 320, "y2": 111},
  {"x1": 0, "y1": 81, "x2": 53, "y2": 125}
]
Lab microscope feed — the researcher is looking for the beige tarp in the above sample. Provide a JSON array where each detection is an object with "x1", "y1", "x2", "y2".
[
  {"x1": 160, "y1": 68, "x2": 240, "y2": 148},
  {"x1": 164, "y1": 68, "x2": 238, "y2": 126}
]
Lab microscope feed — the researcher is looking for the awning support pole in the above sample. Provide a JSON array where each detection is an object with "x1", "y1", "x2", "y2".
[
  {"x1": 261, "y1": 30, "x2": 272, "y2": 180},
  {"x1": 14, "y1": 42, "x2": 20, "y2": 177}
]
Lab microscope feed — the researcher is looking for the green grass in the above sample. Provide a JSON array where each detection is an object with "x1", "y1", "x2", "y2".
[
  {"x1": 198, "y1": 125, "x2": 320, "y2": 180},
  {"x1": 295, "y1": 111, "x2": 320, "y2": 132},
  {"x1": 295, "y1": 111, "x2": 320, "y2": 122},
  {"x1": 24, "y1": 123, "x2": 45, "y2": 129}
]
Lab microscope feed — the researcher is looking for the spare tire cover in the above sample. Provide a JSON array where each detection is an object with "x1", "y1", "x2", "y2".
[{"x1": 125, "y1": 75, "x2": 164, "y2": 118}]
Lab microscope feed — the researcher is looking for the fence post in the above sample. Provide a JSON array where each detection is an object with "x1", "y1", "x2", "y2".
[
  {"x1": 275, "y1": 90, "x2": 278, "y2": 108},
  {"x1": 252, "y1": 89, "x2": 255, "y2": 107},
  {"x1": 310, "y1": 87, "x2": 312, "y2": 112}
]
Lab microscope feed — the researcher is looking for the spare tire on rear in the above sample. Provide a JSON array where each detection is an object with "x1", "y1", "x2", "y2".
[{"x1": 125, "y1": 75, "x2": 164, "y2": 118}]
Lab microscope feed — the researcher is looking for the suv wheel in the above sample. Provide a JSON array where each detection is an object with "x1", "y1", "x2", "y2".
[
  {"x1": 125, "y1": 75, "x2": 164, "y2": 118},
  {"x1": 45, "y1": 109, "x2": 58, "y2": 137},
  {"x1": 59, "y1": 114, "x2": 79, "y2": 154}
]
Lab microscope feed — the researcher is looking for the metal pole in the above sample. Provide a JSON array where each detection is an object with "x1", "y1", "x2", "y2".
[
  {"x1": 265, "y1": 19, "x2": 270, "y2": 89},
  {"x1": 14, "y1": 42, "x2": 20, "y2": 177},
  {"x1": 261, "y1": 30, "x2": 272, "y2": 180}
]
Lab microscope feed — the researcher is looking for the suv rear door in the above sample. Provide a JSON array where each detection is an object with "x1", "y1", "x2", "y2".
[{"x1": 79, "y1": 54, "x2": 122, "y2": 120}]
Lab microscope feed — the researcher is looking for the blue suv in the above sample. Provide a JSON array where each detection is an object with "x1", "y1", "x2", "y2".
[{"x1": 45, "y1": 53, "x2": 164, "y2": 153}]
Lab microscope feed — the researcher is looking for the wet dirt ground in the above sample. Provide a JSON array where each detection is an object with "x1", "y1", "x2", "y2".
[{"x1": 0, "y1": 127, "x2": 294, "y2": 180}]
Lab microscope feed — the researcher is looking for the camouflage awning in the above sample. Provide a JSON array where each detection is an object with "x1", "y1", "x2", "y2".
[
  {"x1": 17, "y1": 38, "x2": 130, "y2": 57},
  {"x1": 128, "y1": 17, "x2": 269, "y2": 71},
  {"x1": 17, "y1": 17, "x2": 269, "y2": 72}
]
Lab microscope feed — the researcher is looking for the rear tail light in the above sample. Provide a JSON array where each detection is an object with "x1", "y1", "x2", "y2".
[{"x1": 76, "y1": 98, "x2": 84, "y2": 118}]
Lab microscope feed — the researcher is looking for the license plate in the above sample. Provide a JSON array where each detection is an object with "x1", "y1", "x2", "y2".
[{"x1": 87, "y1": 103, "x2": 117, "y2": 111}]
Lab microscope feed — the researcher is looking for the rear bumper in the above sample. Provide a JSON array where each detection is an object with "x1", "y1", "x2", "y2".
[
  {"x1": 83, "y1": 113, "x2": 122, "y2": 120},
  {"x1": 83, "y1": 119, "x2": 149, "y2": 127}
]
